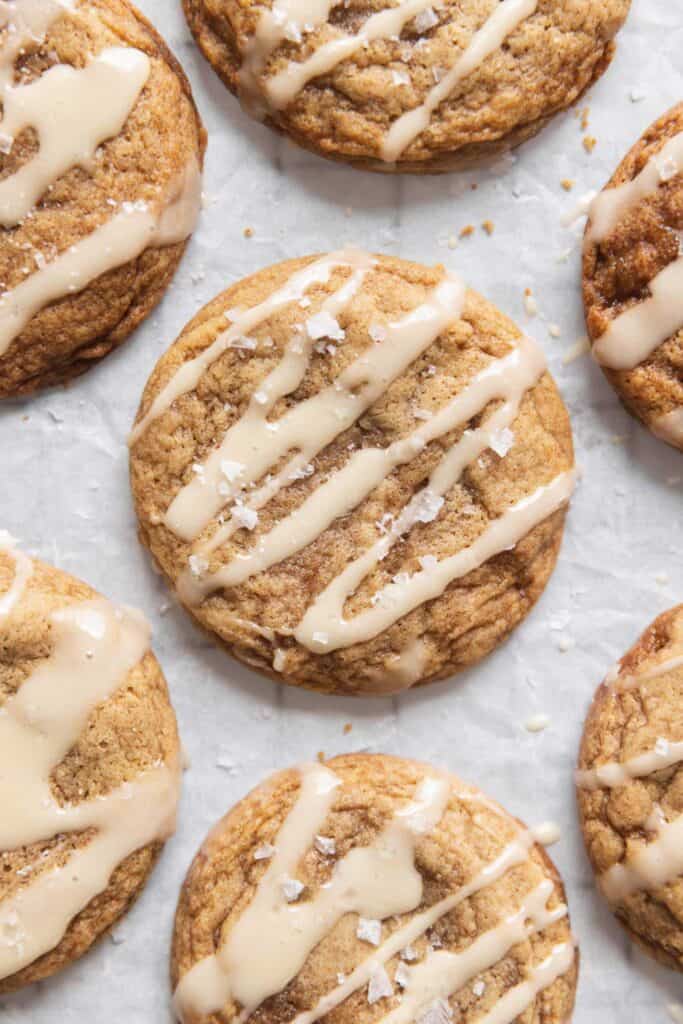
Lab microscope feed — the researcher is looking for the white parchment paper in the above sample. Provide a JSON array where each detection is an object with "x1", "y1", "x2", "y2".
[{"x1": 0, "y1": 0, "x2": 682, "y2": 1020}]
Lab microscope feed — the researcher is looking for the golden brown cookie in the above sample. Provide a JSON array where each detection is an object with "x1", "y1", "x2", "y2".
[
  {"x1": 130, "y1": 250, "x2": 575, "y2": 696},
  {"x1": 582, "y1": 103, "x2": 683, "y2": 450},
  {"x1": 0, "y1": 0, "x2": 206, "y2": 399},
  {"x1": 577, "y1": 605, "x2": 683, "y2": 971},
  {"x1": 183, "y1": 0, "x2": 629, "y2": 173},
  {"x1": 171, "y1": 753, "x2": 578, "y2": 1024},
  {"x1": 0, "y1": 536, "x2": 181, "y2": 992}
]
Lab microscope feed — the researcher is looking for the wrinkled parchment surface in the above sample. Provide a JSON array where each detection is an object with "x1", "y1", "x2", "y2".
[{"x1": 0, "y1": 0, "x2": 681, "y2": 1020}]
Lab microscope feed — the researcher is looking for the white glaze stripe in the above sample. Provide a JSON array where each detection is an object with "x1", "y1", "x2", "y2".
[
  {"x1": 576, "y1": 739, "x2": 683, "y2": 791},
  {"x1": 610, "y1": 652, "x2": 683, "y2": 693},
  {"x1": 600, "y1": 814, "x2": 683, "y2": 904},
  {"x1": 381, "y1": 0, "x2": 537, "y2": 163},
  {"x1": 129, "y1": 249, "x2": 372, "y2": 444},
  {"x1": 173, "y1": 770, "x2": 452, "y2": 1021},
  {"x1": 180, "y1": 335, "x2": 546, "y2": 601},
  {"x1": 297, "y1": 470, "x2": 575, "y2": 652},
  {"x1": 165, "y1": 270, "x2": 464, "y2": 540},
  {"x1": 588, "y1": 130, "x2": 683, "y2": 243},
  {"x1": 0, "y1": 47, "x2": 150, "y2": 226},
  {"x1": 592, "y1": 255, "x2": 683, "y2": 370},
  {"x1": 374, "y1": 880, "x2": 567, "y2": 1024},
  {"x1": 264, "y1": 0, "x2": 438, "y2": 110},
  {"x1": 652, "y1": 409, "x2": 683, "y2": 449},
  {"x1": 289, "y1": 829, "x2": 537, "y2": 1024},
  {"x1": 0, "y1": 562, "x2": 180, "y2": 978}
]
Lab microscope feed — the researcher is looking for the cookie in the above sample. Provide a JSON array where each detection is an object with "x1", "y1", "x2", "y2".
[
  {"x1": 577, "y1": 605, "x2": 683, "y2": 970},
  {"x1": 130, "y1": 250, "x2": 575, "y2": 696},
  {"x1": 172, "y1": 753, "x2": 578, "y2": 1024},
  {"x1": 0, "y1": 0, "x2": 206, "y2": 399},
  {"x1": 0, "y1": 534, "x2": 181, "y2": 992},
  {"x1": 583, "y1": 103, "x2": 683, "y2": 450},
  {"x1": 183, "y1": 0, "x2": 629, "y2": 173}
]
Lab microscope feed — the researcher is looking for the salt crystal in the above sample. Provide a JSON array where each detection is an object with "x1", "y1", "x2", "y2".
[
  {"x1": 233, "y1": 504, "x2": 258, "y2": 530},
  {"x1": 188, "y1": 554, "x2": 209, "y2": 578},
  {"x1": 392, "y1": 70, "x2": 410, "y2": 86},
  {"x1": 357, "y1": 918, "x2": 382, "y2": 945},
  {"x1": 655, "y1": 737, "x2": 670, "y2": 756},
  {"x1": 281, "y1": 877, "x2": 305, "y2": 902},
  {"x1": 367, "y1": 963, "x2": 393, "y2": 1005},
  {"x1": 306, "y1": 311, "x2": 345, "y2": 341},
  {"x1": 401, "y1": 945, "x2": 418, "y2": 961},
  {"x1": 417, "y1": 998, "x2": 453, "y2": 1024},
  {"x1": 489, "y1": 427, "x2": 514, "y2": 457},
  {"x1": 254, "y1": 843, "x2": 276, "y2": 860},
  {"x1": 314, "y1": 835, "x2": 336, "y2": 856},
  {"x1": 395, "y1": 962, "x2": 411, "y2": 989},
  {"x1": 418, "y1": 554, "x2": 438, "y2": 571},
  {"x1": 414, "y1": 491, "x2": 444, "y2": 523},
  {"x1": 472, "y1": 980, "x2": 485, "y2": 997},
  {"x1": 414, "y1": 6, "x2": 438, "y2": 32},
  {"x1": 229, "y1": 335, "x2": 257, "y2": 350},
  {"x1": 221, "y1": 459, "x2": 244, "y2": 482},
  {"x1": 369, "y1": 322, "x2": 388, "y2": 343}
]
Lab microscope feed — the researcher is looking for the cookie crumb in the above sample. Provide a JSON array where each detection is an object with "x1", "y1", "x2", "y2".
[
  {"x1": 343, "y1": 722, "x2": 353, "y2": 734},
  {"x1": 481, "y1": 219, "x2": 494, "y2": 235},
  {"x1": 583, "y1": 135, "x2": 597, "y2": 154},
  {"x1": 560, "y1": 179, "x2": 574, "y2": 192},
  {"x1": 243, "y1": 226, "x2": 253, "y2": 238},
  {"x1": 459, "y1": 224, "x2": 475, "y2": 238}
]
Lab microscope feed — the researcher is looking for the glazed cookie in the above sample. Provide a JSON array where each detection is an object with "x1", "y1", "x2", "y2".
[
  {"x1": 172, "y1": 753, "x2": 578, "y2": 1024},
  {"x1": 583, "y1": 104, "x2": 683, "y2": 450},
  {"x1": 0, "y1": 0, "x2": 206, "y2": 398},
  {"x1": 130, "y1": 251, "x2": 575, "y2": 696},
  {"x1": 577, "y1": 605, "x2": 683, "y2": 970},
  {"x1": 183, "y1": 0, "x2": 630, "y2": 172},
  {"x1": 0, "y1": 535, "x2": 181, "y2": 992}
]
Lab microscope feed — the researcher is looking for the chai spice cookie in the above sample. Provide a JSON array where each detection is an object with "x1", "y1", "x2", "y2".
[
  {"x1": 577, "y1": 605, "x2": 683, "y2": 970},
  {"x1": 183, "y1": 0, "x2": 630, "y2": 172},
  {"x1": 0, "y1": 0, "x2": 206, "y2": 398},
  {"x1": 130, "y1": 251, "x2": 575, "y2": 696},
  {"x1": 583, "y1": 103, "x2": 683, "y2": 450},
  {"x1": 171, "y1": 753, "x2": 578, "y2": 1024},
  {"x1": 0, "y1": 535, "x2": 181, "y2": 992}
]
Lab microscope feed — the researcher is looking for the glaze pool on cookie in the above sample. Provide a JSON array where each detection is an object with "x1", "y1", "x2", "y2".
[
  {"x1": 183, "y1": 0, "x2": 630, "y2": 172},
  {"x1": 0, "y1": 0, "x2": 205, "y2": 397},
  {"x1": 583, "y1": 103, "x2": 683, "y2": 450},
  {"x1": 577, "y1": 605, "x2": 683, "y2": 971},
  {"x1": 0, "y1": 535, "x2": 181, "y2": 991},
  {"x1": 130, "y1": 251, "x2": 575, "y2": 695},
  {"x1": 171, "y1": 754, "x2": 578, "y2": 1023}
]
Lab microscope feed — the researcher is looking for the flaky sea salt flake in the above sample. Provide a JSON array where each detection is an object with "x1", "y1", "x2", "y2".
[{"x1": 357, "y1": 917, "x2": 382, "y2": 946}]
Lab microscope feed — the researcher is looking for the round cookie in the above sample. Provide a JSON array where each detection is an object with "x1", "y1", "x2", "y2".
[
  {"x1": 0, "y1": 535, "x2": 181, "y2": 992},
  {"x1": 172, "y1": 753, "x2": 578, "y2": 1024},
  {"x1": 0, "y1": 0, "x2": 206, "y2": 398},
  {"x1": 583, "y1": 103, "x2": 683, "y2": 450},
  {"x1": 183, "y1": 0, "x2": 630, "y2": 173},
  {"x1": 577, "y1": 605, "x2": 683, "y2": 970},
  {"x1": 130, "y1": 251, "x2": 575, "y2": 696}
]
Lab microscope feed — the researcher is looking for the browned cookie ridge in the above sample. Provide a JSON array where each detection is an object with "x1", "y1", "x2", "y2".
[
  {"x1": 577, "y1": 605, "x2": 683, "y2": 970},
  {"x1": 172, "y1": 753, "x2": 578, "y2": 1023},
  {"x1": 0, "y1": 0, "x2": 206, "y2": 398},
  {"x1": 583, "y1": 103, "x2": 683, "y2": 450},
  {"x1": 183, "y1": 0, "x2": 630, "y2": 172},
  {"x1": 130, "y1": 251, "x2": 575, "y2": 696},
  {"x1": 0, "y1": 538, "x2": 181, "y2": 991}
]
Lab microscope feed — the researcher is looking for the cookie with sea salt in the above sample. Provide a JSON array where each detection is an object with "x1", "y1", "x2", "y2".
[
  {"x1": 0, "y1": 0, "x2": 206, "y2": 398},
  {"x1": 583, "y1": 103, "x2": 683, "y2": 450},
  {"x1": 171, "y1": 753, "x2": 578, "y2": 1024},
  {"x1": 577, "y1": 605, "x2": 683, "y2": 971},
  {"x1": 0, "y1": 536, "x2": 181, "y2": 992},
  {"x1": 130, "y1": 251, "x2": 575, "y2": 696},
  {"x1": 183, "y1": 0, "x2": 630, "y2": 172}
]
